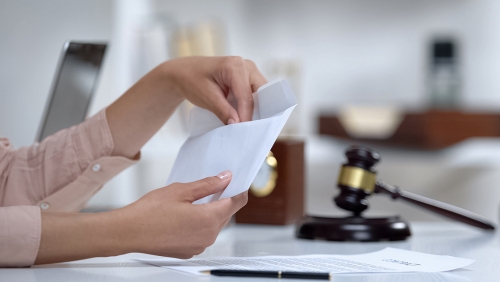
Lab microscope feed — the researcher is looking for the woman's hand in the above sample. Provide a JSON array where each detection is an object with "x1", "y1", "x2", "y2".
[
  {"x1": 163, "y1": 56, "x2": 268, "y2": 124},
  {"x1": 35, "y1": 171, "x2": 247, "y2": 264},
  {"x1": 107, "y1": 56, "x2": 267, "y2": 159},
  {"x1": 117, "y1": 170, "x2": 246, "y2": 258}
]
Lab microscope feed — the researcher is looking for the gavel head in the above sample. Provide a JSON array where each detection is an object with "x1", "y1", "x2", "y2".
[{"x1": 334, "y1": 146, "x2": 380, "y2": 215}]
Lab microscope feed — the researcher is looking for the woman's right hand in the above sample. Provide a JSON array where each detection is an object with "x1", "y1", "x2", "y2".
[
  {"x1": 35, "y1": 170, "x2": 246, "y2": 265},
  {"x1": 114, "y1": 170, "x2": 247, "y2": 258}
]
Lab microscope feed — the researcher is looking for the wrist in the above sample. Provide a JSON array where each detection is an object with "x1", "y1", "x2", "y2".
[
  {"x1": 36, "y1": 211, "x2": 130, "y2": 264},
  {"x1": 98, "y1": 209, "x2": 136, "y2": 256},
  {"x1": 158, "y1": 60, "x2": 185, "y2": 104}
]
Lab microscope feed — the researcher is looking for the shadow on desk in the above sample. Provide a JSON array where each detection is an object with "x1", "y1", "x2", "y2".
[
  {"x1": 34, "y1": 262, "x2": 148, "y2": 268},
  {"x1": 5, "y1": 262, "x2": 176, "y2": 282}
]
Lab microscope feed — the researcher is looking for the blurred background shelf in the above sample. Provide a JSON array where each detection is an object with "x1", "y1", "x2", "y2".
[{"x1": 319, "y1": 111, "x2": 500, "y2": 149}]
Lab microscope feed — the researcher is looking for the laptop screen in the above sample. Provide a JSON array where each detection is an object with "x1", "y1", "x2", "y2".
[{"x1": 37, "y1": 42, "x2": 107, "y2": 142}]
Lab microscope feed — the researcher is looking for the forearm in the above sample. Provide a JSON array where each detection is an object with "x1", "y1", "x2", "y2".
[
  {"x1": 33, "y1": 171, "x2": 245, "y2": 265},
  {"x1": 34, "y1": 211, "x2": 128, "y2": 265},
  {"x1": 106, "y1": 62, "x2": 183, "y2": 159}
]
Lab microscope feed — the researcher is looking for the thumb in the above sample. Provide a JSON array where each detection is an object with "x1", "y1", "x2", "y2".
[{"x1": 182, "y1": 171, "x2": 232, "y2": 203}]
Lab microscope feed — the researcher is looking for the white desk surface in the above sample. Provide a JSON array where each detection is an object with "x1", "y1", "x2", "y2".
[{"x1": 1, "y1": 222, "x2": 499, "y2": 281}]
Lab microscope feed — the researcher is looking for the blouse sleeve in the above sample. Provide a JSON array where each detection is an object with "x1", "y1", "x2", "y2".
[{"x1": 0, "y1": 109, "x2": 139, "y2": 267}]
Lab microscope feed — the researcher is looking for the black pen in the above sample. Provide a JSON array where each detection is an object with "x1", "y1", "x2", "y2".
[{"x1": 203, "y1": 270, "x2": 331, "y2": 280}]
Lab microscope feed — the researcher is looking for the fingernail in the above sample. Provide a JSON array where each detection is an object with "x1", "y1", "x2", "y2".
[
  {"x1": 228, "y1": 118, "x2": 236, "y2": 125},
  {"x1": 217, "y1": 170, "x2": 232, "y2": 180}
]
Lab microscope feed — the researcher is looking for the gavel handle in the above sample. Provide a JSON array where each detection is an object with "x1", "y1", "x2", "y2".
[{"x1": 374, "y1": 180, "x2": 495, "y2": 230}]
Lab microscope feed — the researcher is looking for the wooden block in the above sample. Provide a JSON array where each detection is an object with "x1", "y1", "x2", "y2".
[{"x1": 235, "y1": 139, "x2": 305, "y2": 225}]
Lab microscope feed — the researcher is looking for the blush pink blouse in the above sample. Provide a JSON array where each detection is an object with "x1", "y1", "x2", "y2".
[{"x1": 0, "y1": 109, "x2": 138, "y2": 267}]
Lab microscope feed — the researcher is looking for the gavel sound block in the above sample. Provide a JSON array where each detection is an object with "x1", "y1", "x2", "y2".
[{"x1": 296, "y1": 146, "x2": 495, "y2": 242}]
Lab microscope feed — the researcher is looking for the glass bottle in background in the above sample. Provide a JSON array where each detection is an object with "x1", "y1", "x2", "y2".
[{"x1": 428, "y1": 40, "x2": 461, "y2": 109}]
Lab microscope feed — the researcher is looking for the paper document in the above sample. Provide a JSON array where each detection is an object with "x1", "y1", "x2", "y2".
[
  {"x1": 166, "y1": 79, "x2": 297, "y2": 203},
  {"x1": 137, "y1": 248, "x2": 474, "y2": 276}
]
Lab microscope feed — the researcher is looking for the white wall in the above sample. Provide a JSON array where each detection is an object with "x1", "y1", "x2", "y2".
[
  {"x1": 238, "y1": 0, "x2": 500, "y2": 134},
  {"x1": 151, "y1": 0, "x2": 500, "y2": 137},
  {"x1": 4, "y1": 0, "x2": 500, "y2": 144},
  {"x1": 0, "y1": 0, "x2": 114, "y2": 146}
]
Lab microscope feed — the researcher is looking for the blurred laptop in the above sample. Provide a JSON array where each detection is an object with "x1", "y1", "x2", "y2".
[{"x1": 36, "y1": 41, "x2": 107, "y2": 142}]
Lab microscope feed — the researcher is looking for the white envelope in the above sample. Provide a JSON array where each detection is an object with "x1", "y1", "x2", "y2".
[{"x1": 166, "y1": 79, "x2": 297, "y2": 204}]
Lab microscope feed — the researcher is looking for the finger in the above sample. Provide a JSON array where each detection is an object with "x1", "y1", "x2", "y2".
[
  {"x1": 206, "y1": 83, "x2": 240, "y2": 124},
  {"x1": 245, "y1": 60, "x2": 268, "y2": 92},
  {"x1": 222, "y1": 57, "x2": 253, "y2": 122},
  {"x1": 181, "y1": 171, "x2": 233, "y2": 203},
  {"x1": 205, "y1": 191, "x2": 248, "y2": 223}
]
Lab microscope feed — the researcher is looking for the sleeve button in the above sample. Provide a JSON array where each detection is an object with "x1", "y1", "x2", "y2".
[
  {"x1": 40, "y1": 202, "x2": 50, "y2": 210},
  {"x1": 92, "y1": 164, "x2": 101, "y2": 172}
]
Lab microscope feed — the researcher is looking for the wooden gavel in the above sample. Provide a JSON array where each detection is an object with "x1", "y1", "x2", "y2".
[{"x1": 334, "y1": 145, "x2": 495, "y2": 230}]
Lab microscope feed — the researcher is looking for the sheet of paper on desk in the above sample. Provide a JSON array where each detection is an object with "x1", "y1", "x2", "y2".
[
  {"x1": 166, "y1": 79, "x2": 297, "y2": 204},
  {"x1": 136, "y1": 248, "x2": 474, "y2": 276}
]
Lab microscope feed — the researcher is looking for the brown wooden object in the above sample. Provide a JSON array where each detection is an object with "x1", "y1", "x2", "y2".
[
  {"x1": 319, "y1": 111, "x2": 500, "y2": 149},
  {"x1": 235, "y1": 139, "x2": 305, "y2": 225}
]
